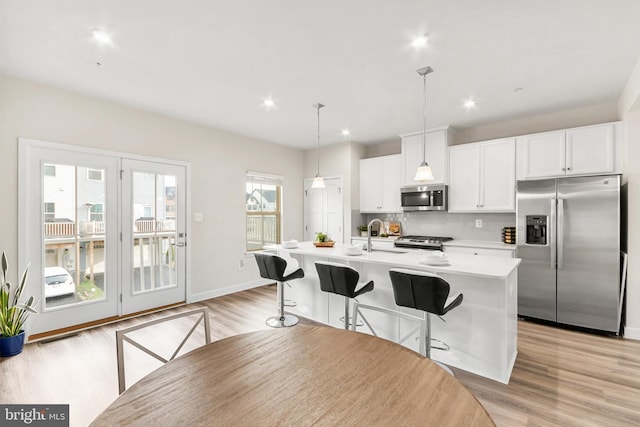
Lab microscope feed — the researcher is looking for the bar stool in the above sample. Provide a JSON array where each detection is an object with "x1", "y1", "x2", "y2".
[
  {"x1": 388, "y1": 268, "x2": 463, "y2": 359},
  {"x1": 315, "y1": 261, "x2": 374, "y2": 329},
  {"x1": 254, "y1": 253, "x2": 304, "y2": 328}
]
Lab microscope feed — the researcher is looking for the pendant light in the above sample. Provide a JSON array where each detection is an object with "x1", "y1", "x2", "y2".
[
  {"x1": 311, "y1": 102, "x2": 326, "y2": 189},
  {"x1": 414, "y1": 66, "x2": 435, "y2": 182}
]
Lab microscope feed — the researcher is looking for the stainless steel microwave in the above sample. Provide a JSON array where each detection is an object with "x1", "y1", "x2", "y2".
[{"x1": 400, "y1": 185, "x2": 448, "y2": 211}]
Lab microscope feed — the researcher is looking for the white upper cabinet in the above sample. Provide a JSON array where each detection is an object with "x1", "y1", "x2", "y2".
[
  {"x1": 449, "y1": 138, "x2": 516, "y2": 212},
  {"x1": 448, "y1": 144, "x2": 480, "y2": 211},
  {"x1": 400, "y1": 127, "x2": 451, "y2": 186},
  {"x1": 359, "y1": 154, "x2": 401, "y2": 213},
  {"x1": 516, "y1": 122, "x2": 620, "y2": 180},
  {"x1": 565, "y1": 124, "x2": 616, "y2": 176}
]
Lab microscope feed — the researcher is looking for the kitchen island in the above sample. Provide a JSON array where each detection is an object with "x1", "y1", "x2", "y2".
[{"x1": 271, "y1": 241, "x2": 520, "y2": 383}]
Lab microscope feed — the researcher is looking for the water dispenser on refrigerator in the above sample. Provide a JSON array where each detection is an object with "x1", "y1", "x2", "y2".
[{"x1": 526, "y1": 216, "x2": 547, "y2": 245}]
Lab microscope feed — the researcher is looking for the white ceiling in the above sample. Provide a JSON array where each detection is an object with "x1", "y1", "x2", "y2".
[{"x1": 1, "y1": 1, "x2": 640, "y2": 149}]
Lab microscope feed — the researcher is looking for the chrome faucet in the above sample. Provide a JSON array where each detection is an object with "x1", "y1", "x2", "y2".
[{"x1": 366, "y1": 218, "x2": 384, "y2": 253}]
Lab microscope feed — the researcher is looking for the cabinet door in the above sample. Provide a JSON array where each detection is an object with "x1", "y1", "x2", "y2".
[
  {"x1": 448, "y1": 143, "x2": 480, "y2": 211},
  {"x1": 401, "y1": 130, "x2": 447, "y2": 186},
  {"x1": 517, "y1": 131, "x2": 566, "y2": 179},
  {"x1": 381, "y1": 155, "x2": 401, "y2": 212},
  {"x1": 359, "y1": 157, "x2": 381, "y2": 212},
  {"x1": 480, "y1": 138, "x2": 515, "y2": 211},
  {"x1": 566, "y1": 124, "x2": 615, "y2": 176}
]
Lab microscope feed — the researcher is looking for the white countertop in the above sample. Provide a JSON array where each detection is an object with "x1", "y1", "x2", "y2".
[
  {"x1": 443, "y1": 240, "x2": 516, "y2": 251},
  {"x1": 275, "y1": 241, "x2": 520, "y2": 279}
]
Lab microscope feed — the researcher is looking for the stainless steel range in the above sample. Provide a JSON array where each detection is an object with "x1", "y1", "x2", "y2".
[{"x1": 393, "y1": 235, "x2": 453, "y2": 251}]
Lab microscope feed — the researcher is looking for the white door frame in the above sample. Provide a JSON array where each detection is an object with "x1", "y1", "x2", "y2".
[{"x1": 18, "y1": 138, "x2": 192, "y2": 337}]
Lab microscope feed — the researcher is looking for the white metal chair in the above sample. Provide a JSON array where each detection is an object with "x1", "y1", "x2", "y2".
[{"x1": 116, "y1": 307, "x2": 211, "y2": 394}]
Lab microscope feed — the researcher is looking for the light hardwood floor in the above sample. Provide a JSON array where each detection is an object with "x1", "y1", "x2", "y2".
[{"x1": 1, "y1": 285, "x2": 639, "y2": 427}]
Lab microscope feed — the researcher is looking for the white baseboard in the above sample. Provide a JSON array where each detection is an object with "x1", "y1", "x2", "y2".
[
  {"x1": 624, "y1": 326, "x2": 640, "y2": 341},
  {"x1": 189, "y1": 279, "x2": 272, "y2": 303}
]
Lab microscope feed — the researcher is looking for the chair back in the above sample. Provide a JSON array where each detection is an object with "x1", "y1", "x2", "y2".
[
  {"x1": 116, "y1": 307, "x2": 211, "y2": 394},
  {"x1": 254, "y1": 253, "x2": 288, "y2": 282},
  {"x1": 389, "y1": 269, "x2": 452, "y2": 316},
  {"x1": 315, "y1": 261, "x2": 360, "y2": 298}
]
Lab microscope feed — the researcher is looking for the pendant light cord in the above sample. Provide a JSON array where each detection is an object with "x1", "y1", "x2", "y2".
[
  {"x1": 317, "y1": 104, "x2": 321, "y2": 175},
  {"x1": 422, "y1": 72, "x2": 427, "y2": 163}
]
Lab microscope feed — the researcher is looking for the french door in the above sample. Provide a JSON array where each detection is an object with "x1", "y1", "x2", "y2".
[
  {"x1": 19, "y1": 140, "x2": 188, "y2": 336},
  {"x1": 120, "y1": 159, "x2": 187, "y2": 314}
]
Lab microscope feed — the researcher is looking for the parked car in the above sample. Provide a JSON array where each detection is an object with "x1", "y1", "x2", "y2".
[{"x1": 44, "y1": 266, "x2": 76, "y2": 298}]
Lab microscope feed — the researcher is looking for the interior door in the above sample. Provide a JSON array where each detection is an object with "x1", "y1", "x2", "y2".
[
  {"x1": 304, "y1": 177, "x2": 343, "y2": 243},
  {"x1": 19, "y1": 141, "x2": 119, "y2": 335},
  {"x1": 120, "y1": 159, "x2": 187, "y2": 314}
]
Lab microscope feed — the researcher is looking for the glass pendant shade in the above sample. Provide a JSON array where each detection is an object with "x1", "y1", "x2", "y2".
[
  {"x1": 414, "y1": 161, "x2": 434, "y2": 181},
  {"x1": 311, "y1": 174, "x2": 325, "y2": 189}
]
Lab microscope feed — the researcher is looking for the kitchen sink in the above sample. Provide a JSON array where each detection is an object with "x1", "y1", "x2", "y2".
[{"x1": 369, "y1": 248, "x2": 408, "y2": 254}]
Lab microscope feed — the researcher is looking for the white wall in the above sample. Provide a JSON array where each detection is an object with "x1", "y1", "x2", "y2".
[
  {"x1": 618, "y1": 59, "x2": 640, "y2": 339},
  {"x1": 0, "y1": 73, "x2": 304, "y2": 302}
]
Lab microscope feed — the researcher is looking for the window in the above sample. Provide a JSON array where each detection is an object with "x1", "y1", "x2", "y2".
[
  {"x1": 246, "y1": 172, "x2": 283, "y2": 251},
  {"x1": 87, "y1": 168, "x2": 104, "y2": 181},
  {"x1": 44, "y1": 202, "x2": 55, "y2": 221},
  {"x1": 89, "y1": 203, "x2": 104, "y2": 222},
  {"x1": 44, "y1": 164, "x2": 56, "y2": 177},
  {"x1": 143, "y1": 206, "x2": 153, "y2": 217}
]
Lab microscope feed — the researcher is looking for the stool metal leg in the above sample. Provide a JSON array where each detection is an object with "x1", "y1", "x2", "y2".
[{"x1": 266, "y1": 281, "x2": 299, "y2": 328}]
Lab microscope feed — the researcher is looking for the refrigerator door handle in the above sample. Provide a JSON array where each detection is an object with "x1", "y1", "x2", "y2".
[
  {"x1": 550, "y1": 199, "x2": 556, "y2": 269},
  {"x1": 557, "y1": 198, "x2": 564, "y2": 270}
]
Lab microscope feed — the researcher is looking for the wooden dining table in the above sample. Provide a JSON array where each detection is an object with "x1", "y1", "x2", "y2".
[{"x1": 91, "y1": 325, "x2": 494, "y2": 426}]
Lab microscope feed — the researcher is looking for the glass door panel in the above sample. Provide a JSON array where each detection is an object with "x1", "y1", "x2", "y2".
[
  {"x1": 43, "y1": 165, "x2": 109, "y2": 310},
  {"x1": 122, "y1": 160, "x2": 186, "y2": 314},
  {"x1": 20, "y1": 141, "x2": 119, "y2": 335}
]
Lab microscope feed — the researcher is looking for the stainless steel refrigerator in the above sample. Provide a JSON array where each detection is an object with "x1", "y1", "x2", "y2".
[{"x1": 516, "y1": 175, "x2": 622, "y2": 333}]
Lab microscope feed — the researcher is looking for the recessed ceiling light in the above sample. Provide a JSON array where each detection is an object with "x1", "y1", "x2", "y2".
[
  {"x1": 411, "y1": 34, "x2": 429, "y2": 48},
  {"x1": 341, "y1": 129, "x2": 350, "y2": 136},
  {"x1": 91, "y1": 29, "x2": 112, "y2": 45},
  {"x1": 263, "y1": 98, "x2": 275, "y2": 108},
  {"x1": 463, "y1": 99, "x2": 476, "y2": 109}
]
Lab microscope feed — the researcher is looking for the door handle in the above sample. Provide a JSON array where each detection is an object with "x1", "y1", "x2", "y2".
[
  {"x1": 172, "y1": 242, "x2": 186, "y2": 247},
  {"x1": 550, "y1": 199, "x2": 556, "y2": 270},
  {"x1": 557, "y1": 198, "x2": 564, "y2": 270}
]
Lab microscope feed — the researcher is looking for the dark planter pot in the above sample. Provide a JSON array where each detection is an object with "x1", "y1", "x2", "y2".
[{"x1": 0, "y1": 330, "x2": 26, "y2": 357}]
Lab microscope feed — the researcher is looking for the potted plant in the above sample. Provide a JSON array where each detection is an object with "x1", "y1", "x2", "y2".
[
  {"x1": 0, "y1": 252, "x2": 38, "y2": 357},
  {"x1": 314, "y1": 232, "x2": 334, "y2": 247},
  {"x1": 358, "y1": 225, "x2": 368, "y2": 237}
]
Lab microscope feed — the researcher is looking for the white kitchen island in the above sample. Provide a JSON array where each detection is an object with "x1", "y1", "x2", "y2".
[{"x1": 271, "y1": 241, "x2": 520, "y2": 384}]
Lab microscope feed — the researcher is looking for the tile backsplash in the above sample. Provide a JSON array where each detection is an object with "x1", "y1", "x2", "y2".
[{"x1": 353, "y1": 210, "x2": 516, "y2": 242}]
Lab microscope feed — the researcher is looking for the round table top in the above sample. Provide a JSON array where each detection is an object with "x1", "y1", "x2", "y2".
[{"x1": 92, "y1": 325, "x2": 494, "y2": 426}]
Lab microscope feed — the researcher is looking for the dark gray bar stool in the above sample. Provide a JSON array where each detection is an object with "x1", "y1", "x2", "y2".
[
  {"x1": 388, "y1": 268, "x2": 463, "y2": 359},
  {"x1": 254, "y1": 253, "x2": 304, "y2": 328},
  {"x1": 315, "y1": 261, "x2": 374, "y2": 329}
]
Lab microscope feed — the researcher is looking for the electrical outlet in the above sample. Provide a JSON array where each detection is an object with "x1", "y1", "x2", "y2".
[
  {"x1": 194, "y1": 212, "x2": 204, "y2": 222},
  {"x1": 238, "y1": 259, "x2": 245, "y2": 270},
  {"x1": 475, "y1": 219, "x2": 483, "y2": 228}
]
